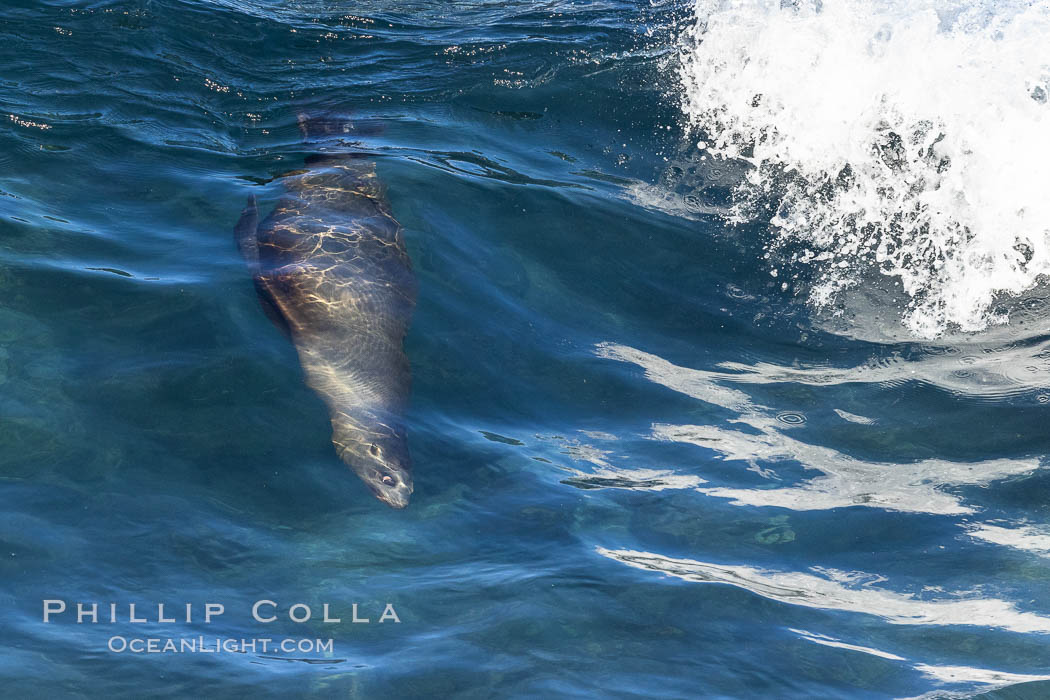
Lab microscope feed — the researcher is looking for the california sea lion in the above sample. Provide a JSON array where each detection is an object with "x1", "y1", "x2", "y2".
[{"x1": 235, "y1": 114, "x2": 415, "y2": 508}]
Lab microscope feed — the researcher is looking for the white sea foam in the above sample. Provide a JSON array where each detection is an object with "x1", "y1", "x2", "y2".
[
  {"x1": 596, "y1": 341, "x2": 1044, "y2": 513},
  {"x1": 598, "y1": 547, "x2": 1050, "y2": 633},
  {"x1": 790, "y1": 628, "x2": 907, "y2": 661},
  {"x1": 678, "y1": 0, "x2": 1050, "y2": 337},
  {"x1": 969, "y1": 523, "x2": 1050, "y2": 556}
]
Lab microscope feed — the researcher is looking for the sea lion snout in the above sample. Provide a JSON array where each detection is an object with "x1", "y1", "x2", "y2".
[
  {"x1": 363, "y1": 438, "x2": 413, "y2": 509},
  {"x1": 357, "y1": 455, "x2": 413, "y2": 510},
  {"x1": 370, "y1": 472, "x2": 413, "y2": 510},
  {"x1": 334, "y1": 424, "x2": 414, "y2": 509}
]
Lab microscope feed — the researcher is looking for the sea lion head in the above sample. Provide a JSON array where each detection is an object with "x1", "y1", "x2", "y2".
[{"x1": 334, "y1": 416, "x2": 413, "y2": 509}]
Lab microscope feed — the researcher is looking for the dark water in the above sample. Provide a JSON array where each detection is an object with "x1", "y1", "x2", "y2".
[{"x1": 5, "y1": 1, "x2": 1050, "y2": 698}]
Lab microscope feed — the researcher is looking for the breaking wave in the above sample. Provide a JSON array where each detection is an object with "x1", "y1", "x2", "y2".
[{"x1": 678, "y1": 0, "x2": 1050, "y2": 337}]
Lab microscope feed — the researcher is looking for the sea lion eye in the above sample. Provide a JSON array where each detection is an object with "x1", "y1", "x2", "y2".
[
  {"x1": 381, "y1": 474, "x2": 394, "y2": 485},
  {"x1": 369, "y1": 443, "x2": 380, "y2": 457}
]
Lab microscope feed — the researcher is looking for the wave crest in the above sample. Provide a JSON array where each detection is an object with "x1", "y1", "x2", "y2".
[{"x1": 679, "y1": 0, "x2": 1050, "y2": 337}]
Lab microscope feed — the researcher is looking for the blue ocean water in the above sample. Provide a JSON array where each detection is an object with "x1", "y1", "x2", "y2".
[{"x1": 5, "y1": 0, "x2": 1050, "y2": 697}]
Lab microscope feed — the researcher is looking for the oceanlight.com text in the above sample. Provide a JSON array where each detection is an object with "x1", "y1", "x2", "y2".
[{"x1": 107, "y1": 636, "x2": 335, "y2": 655}]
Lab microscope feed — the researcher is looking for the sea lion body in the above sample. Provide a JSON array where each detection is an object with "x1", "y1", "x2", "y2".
[{"x1": 236, "y1": 138, "x2": 415, "y2": 508}]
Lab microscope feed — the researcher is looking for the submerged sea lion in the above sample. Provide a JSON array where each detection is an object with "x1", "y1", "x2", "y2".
[{"x1": 235, "y1": 114, "x2": 416, "y2": 508}]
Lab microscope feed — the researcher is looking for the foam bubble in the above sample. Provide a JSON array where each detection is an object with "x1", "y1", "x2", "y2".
[{"x1": 678, "y1": 0, "x2": 1050, "y2": 337}]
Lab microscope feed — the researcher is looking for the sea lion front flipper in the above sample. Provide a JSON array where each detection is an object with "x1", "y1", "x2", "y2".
[
  {"x1": 253, "y1": 276, "x2": 294, "y2": 339},
  {"x1": 234, "y1": 194, "x2": 259, "y2": 269},
  {"x1": 234, "y1": 194, "x2": 294, "y2": 339}
]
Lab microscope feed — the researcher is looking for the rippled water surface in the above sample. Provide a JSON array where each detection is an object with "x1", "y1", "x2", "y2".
[{"x1": 6, "y1": 0, "x2": 1050, "y2": 697}]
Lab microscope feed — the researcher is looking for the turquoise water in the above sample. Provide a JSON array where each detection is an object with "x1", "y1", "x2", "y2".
[{"x1": 5, "y1": 0, "x2": 1050, "y2": 697}]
